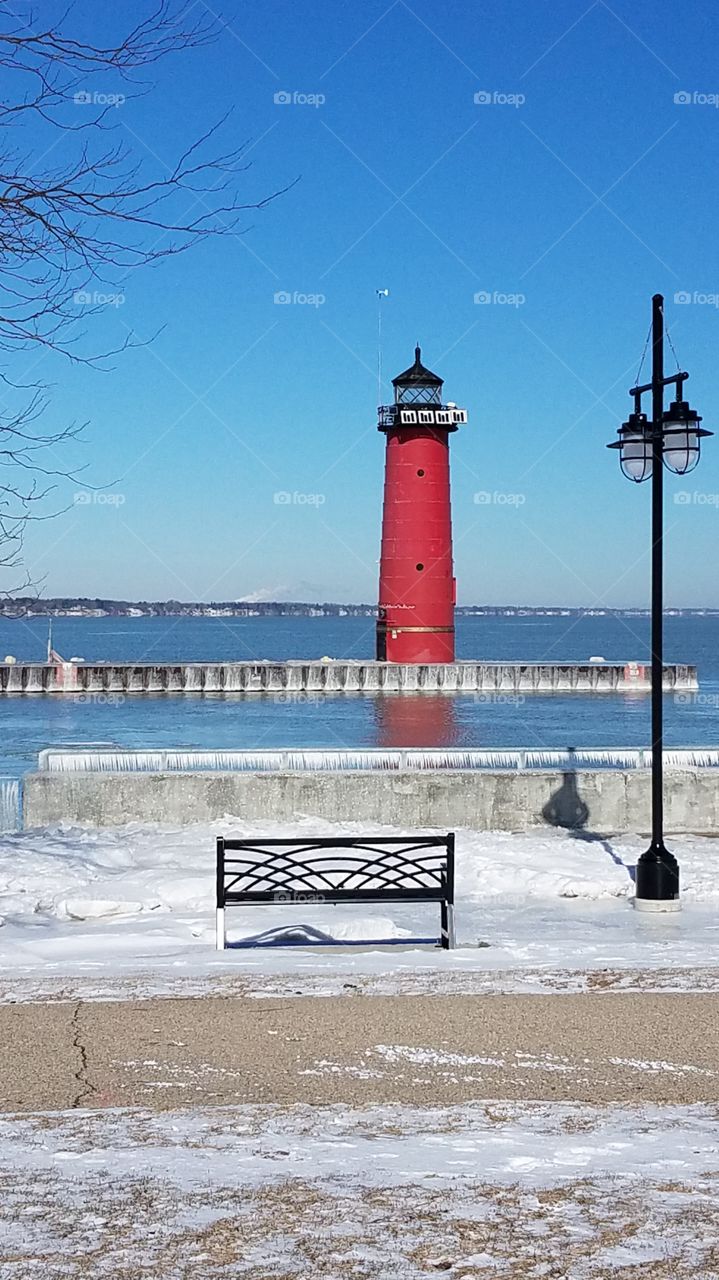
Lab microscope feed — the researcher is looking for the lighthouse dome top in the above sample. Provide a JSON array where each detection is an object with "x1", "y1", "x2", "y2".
[{"x1": 392, "y1": 346, "x2": 443, "y2": 404}]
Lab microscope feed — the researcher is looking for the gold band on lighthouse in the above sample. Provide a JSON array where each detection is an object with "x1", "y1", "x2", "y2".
[{"x1": 376, "y1": 625, "x2": 454, "y2": 634}]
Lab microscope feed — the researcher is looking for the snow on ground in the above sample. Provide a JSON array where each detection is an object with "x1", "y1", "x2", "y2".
[
  {"x1": 1, "y1": 815, "x2": 718, "y2": 999},
  {"x1": 2, "y1": 819, "x2": 719, "y2": 1274},
  {"x1": 2, "y1": 1100, "x2": 719, "y2": 1276}
]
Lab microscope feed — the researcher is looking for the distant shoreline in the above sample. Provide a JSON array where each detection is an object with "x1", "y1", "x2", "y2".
[{"x1": 1, "y1": 600, "x2": 718, "y2": 620}]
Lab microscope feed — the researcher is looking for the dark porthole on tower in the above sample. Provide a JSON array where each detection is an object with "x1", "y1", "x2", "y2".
[
  {"x1": 416, "y1": 563, "x2": 424, "y2": 571},
  {"x1": 417, "y1": 468, "x2": 425, "y2": 476}
]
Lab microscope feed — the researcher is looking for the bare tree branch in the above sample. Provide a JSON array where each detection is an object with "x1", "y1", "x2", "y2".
[{"x1": 0, "y1": 1, "x2": 291, "y2": 592}]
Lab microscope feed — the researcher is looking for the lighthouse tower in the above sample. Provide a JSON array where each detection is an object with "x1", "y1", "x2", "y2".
[{"x1": 376, "y1": 347, "x2": 468, "y2": 663}]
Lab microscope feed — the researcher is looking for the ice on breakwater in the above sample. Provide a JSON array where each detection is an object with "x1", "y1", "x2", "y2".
[
  {"x1": 37, "y1": 747, "x2": 719, "y2": 774},
  {"x1": 0, "y1": 778, "x2": 20, "y2": 831},
  {"x1": 0, "y1": 659, "x2": 698, "y2": 695}
]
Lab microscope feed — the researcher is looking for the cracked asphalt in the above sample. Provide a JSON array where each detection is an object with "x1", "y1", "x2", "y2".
[{"x1": 2, "y1": 992, "x2": 719, "y2": 1111}]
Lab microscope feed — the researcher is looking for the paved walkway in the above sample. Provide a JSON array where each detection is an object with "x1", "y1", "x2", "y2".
[{"x1": 2, "y1": 992, "x2": 719, "y2": 1112}]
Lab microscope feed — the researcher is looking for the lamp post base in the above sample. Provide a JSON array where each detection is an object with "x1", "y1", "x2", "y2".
[
  {"x1": 634, "y1": 896, "x2": 681, "y2": 913},
  {"x1": 634, "y1": 839, "x2": 680, "y2": 910}
]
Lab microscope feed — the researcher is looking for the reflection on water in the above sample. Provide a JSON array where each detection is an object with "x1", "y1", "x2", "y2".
[{"x1": 374, "y1": 694, "x2": 460, "y2": 748}]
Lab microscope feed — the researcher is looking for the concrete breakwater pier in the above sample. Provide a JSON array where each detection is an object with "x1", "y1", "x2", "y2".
[
  {"x1": 0, "y1": 659, "x2": 698, "y2": 695},
  {"x1": 22, "y1": 748, "x2": 719, "y2": 831}
]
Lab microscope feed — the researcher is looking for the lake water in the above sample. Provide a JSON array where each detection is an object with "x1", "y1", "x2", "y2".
[{"x1": 1, "y1": 614, "x2": 717, "y2": 780}]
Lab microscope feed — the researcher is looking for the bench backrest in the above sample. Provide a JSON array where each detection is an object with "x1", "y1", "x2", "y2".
[{"x1": 217, "y1": 834, "x2": 455, "y2": 906}]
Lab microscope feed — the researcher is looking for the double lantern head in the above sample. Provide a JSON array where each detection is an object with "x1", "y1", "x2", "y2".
[{"x1": 609, "y1": 387, "x2": 710, "y2": 483}]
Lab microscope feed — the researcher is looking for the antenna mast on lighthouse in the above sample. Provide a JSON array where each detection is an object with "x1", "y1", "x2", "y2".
[{"x1": 375, "y1": 288, "x2": 389, "y2": 408}]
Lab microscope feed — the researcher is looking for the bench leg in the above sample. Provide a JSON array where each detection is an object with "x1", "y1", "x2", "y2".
[
  {"x1": 447, "y1": 903, "x2": 456, "y2": 950},
  {"x1": 441, "y1": 901, "x2": 456, "y2": 950},
  {"x1": 216, "y1": 907, "x2": 226, "y2": 951}
]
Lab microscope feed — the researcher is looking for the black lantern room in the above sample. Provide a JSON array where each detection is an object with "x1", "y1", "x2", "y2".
[{"x1": 392, "y1": 346, "x2": 443, "y2": 405}]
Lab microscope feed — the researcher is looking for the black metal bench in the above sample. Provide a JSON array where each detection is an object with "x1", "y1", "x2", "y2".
[{"x1": 216, "y1": 833, "x2": 455, "y2": 950}]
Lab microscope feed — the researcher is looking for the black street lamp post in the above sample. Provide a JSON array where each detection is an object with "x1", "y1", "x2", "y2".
[{"x1": 608, "y1": 294, "x2": 711, "y2": 911}]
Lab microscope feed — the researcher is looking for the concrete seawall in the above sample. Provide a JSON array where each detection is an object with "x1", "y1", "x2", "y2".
[
  {"x1": 22, "y1": 768, "x2": 719, "y2": 833},
  {"x1": 0, "y1": 660, "x2": 698, "y2": 695}
]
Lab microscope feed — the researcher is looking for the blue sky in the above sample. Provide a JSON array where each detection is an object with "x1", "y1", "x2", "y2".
[{"x1": 10, "y1": 0, "x2": 719, "y2": 606}]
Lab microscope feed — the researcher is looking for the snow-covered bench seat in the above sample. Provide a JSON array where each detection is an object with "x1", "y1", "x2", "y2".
[{"x1": 215, "y1": 833, "x2": 456, "y2": 950}]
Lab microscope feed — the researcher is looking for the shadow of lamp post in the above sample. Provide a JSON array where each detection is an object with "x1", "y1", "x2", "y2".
[{"x1": 607, "y1": 293, "x2": 711, "y2": 912}]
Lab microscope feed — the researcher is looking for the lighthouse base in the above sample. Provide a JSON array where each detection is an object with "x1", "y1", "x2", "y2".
[{"x1": 376, "y1": 623, "x2": 455, "y2": 664}]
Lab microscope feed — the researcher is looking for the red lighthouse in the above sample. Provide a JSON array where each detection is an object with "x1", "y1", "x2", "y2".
[{"x1": 377, "y1": 347, "x2": 467, "y2": 663}]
